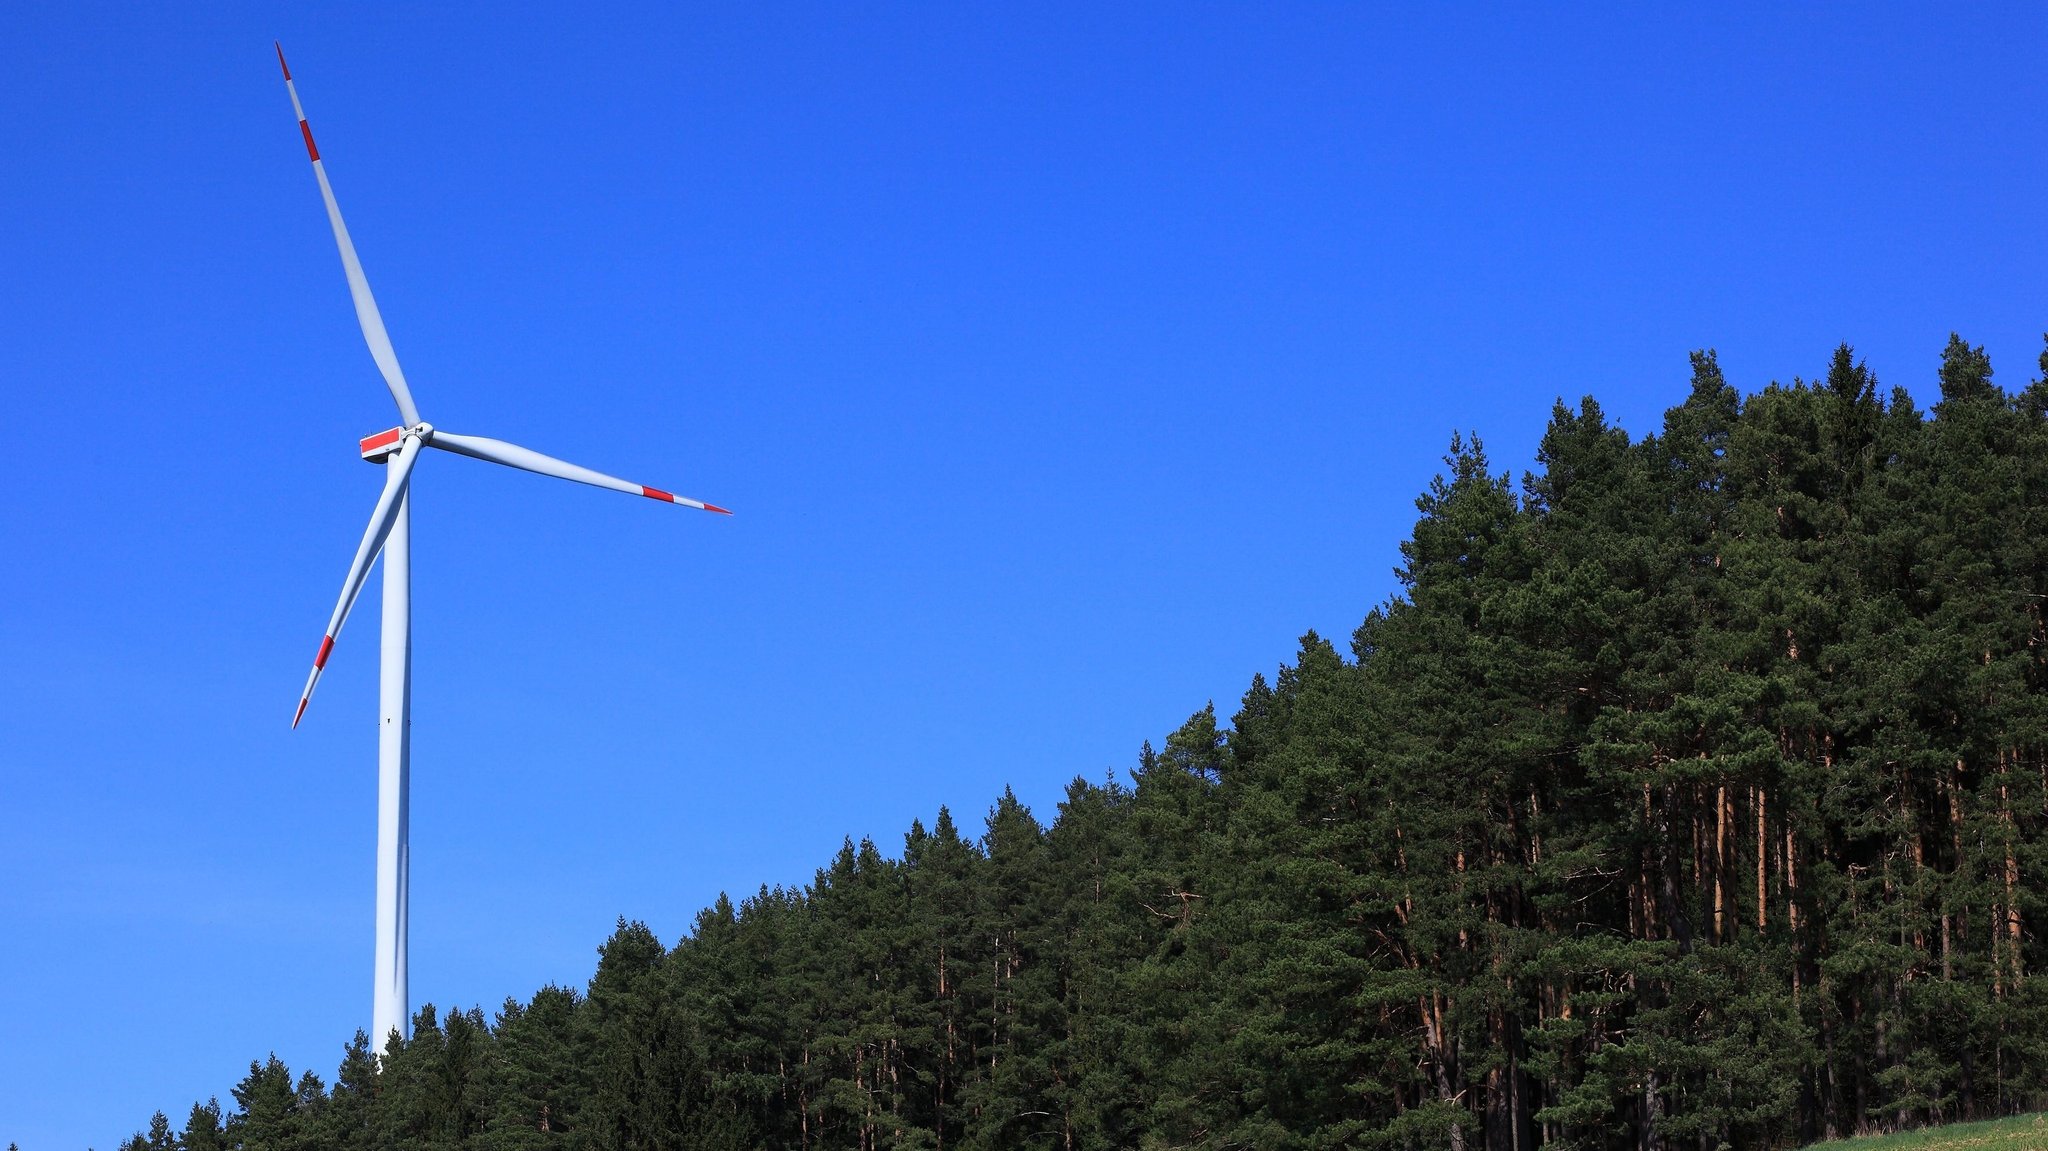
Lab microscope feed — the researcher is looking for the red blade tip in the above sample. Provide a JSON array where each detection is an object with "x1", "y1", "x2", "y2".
[
  {"x1": 275, "y1": 43, "x2": 291, "y2": 81},
  {"x1": 292, "y1": 697, "x2": 309, "y2": 729},
  {"x1": 704, "y1": 503, "x2": 732, "y2": 515}
]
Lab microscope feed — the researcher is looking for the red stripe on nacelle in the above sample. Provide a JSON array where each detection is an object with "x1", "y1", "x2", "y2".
[
  {"x1": 276, "y1": 43, "x2": 292, "y2": 81},
  {"x1": 314, "y1": 634, "x2": 334, "y2": 669},
  {"x1": 641, "y1": 486, "x2": 674, "y2": 502},
  {"x1": 300, "y1": 120, "x2": 319, "y2": 162},
  {"x1": 360, "y1": 428, "x2": 403, "y2": 455}
]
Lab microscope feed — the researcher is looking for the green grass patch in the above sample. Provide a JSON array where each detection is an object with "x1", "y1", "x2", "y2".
[{"x1": 1809, "y1": 1112, "x2": 2048, "y2": 1149}]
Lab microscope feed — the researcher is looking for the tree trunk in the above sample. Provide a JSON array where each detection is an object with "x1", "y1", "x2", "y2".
[
  {"x1": 1756, "y1": 785, "x2": 1767, "y2": 932},
  {"x1": 2005, "y1": 779, "x2": 2024, "y2": 987},
  {"x1": 1422, "y1": 991, "x2": 1466, "y2": 1151},
  {"x1": 1714, "y1": 784, "x2": 1728, "y2": 944}
]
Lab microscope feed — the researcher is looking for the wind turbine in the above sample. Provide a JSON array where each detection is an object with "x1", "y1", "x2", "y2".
[{"x1": 278, "y1": 45, "x2": 730, "y2": 1050}]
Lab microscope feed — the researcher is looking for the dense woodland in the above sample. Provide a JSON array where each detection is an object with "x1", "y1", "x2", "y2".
[{"x1": 128, "y1": 338, "x2": 2048, "y2": 1149}]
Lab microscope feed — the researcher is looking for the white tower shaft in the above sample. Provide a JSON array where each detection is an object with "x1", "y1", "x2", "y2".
[{"x1": 372, "y1": 484, "x2": 411, "y2": 1049}]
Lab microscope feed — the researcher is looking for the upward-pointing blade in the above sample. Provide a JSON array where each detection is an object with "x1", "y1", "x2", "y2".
[
  {"x1": 294, "y1": 435, "x2": 424, "y2": 728},
  {"x1": 427, "y1": 431, "x2": 731, "y2": 514},
  {"x1": 276, "y1": 43, "x2": 424, "y2": 428}
]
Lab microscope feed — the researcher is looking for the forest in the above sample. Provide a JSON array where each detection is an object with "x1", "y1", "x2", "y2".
[{"x1": 126, "y1": 337, "x2": 2048, "y2": 1150}]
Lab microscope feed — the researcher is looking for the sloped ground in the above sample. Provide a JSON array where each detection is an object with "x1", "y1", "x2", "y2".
[{"x1": 1813, "y1": 1113, "x2": 2048, "y2": 1149}]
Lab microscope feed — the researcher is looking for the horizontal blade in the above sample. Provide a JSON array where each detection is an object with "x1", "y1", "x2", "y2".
[
  {"x1": 276, "y1": 43, "x2": 423, "y2": 428},
  {"x1": 293, "y1": 436, "x2": 423, "y2": 727},
  {"x1": 427, "y1": 431, "x2": 730, "y2": 514}
]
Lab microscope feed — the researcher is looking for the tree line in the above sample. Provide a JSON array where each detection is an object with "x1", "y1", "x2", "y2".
[{"x1": 129, "y1": 336, "x2": 2048, "y2": 1149}]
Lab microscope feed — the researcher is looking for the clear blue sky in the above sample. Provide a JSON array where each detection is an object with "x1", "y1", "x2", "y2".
[{"x1": 5, "y1": 5, "x2": 2046, "y2": 1146}]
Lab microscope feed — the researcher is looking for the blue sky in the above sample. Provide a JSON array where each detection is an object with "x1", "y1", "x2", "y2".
[{"x1": 5, "y1": 5, "x2": 2048, "y2": 1146}]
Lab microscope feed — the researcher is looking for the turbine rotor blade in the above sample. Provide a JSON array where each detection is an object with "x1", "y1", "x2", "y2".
[
  {"x1": 276, "y1": 44, "x2": 424, "y2": 428},
  {"x1": 427, "y1": 431, "x2": 731, "y2": 514},
  {"x1": 294, "y1": 435, "x2": 424, "y2": 727}
]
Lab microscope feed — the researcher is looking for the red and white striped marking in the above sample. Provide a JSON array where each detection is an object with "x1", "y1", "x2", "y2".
[
  {"x1": 276, "y1": 44, "x2": 320, "y2": 162},
  {"x1": 292, "y1": 633, "x2": 337, "y2": 728},
  {"x1": 639, "y1": 485, "x2": 732, "y2": 513}
]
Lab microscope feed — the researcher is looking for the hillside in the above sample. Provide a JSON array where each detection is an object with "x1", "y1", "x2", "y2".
[{"x1": 131, "y1": 337, "x2": 2048, "y2": 1149}]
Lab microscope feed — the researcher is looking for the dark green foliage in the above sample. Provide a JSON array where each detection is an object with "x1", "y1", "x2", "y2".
[
  {"x1": 178, "y1": 1099, "x2": 227, "y2": 1151},
  {"x1": 116, "y1": 1111, "x2": 175, "y2": 1151},
  {"x1": 146, "y1": 339, "x2": 2048, "y2": 1147}
]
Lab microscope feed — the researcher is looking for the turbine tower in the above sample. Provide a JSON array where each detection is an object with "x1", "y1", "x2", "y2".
[{"x1": 278, "y1": 45, "x2": 730, "y2": 1049}]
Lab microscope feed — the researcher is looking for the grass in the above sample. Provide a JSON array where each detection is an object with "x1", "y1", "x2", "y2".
[{"x1": 1808, "y1": 1112, "x2": 2048, "y2": 1149}]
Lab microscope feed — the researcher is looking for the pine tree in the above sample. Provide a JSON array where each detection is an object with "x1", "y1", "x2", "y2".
[
  {"x1": 180, "y1": 1098, "x2": 228, "y2": 1151},
  {"x1": 481, "y1": 986, "x2": 588, "y2": 1149}
]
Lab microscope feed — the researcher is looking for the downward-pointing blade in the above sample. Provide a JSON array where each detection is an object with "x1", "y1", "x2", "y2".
[
  {"x1": 276, "y1": 43, "x2": 423, "y2": 428},
  {"x1": 294, "y1": 436, "x2": 423, "y2": 727},
  {"x1": 427, "y1": 431, "x2": 731, "y2": 514}
]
